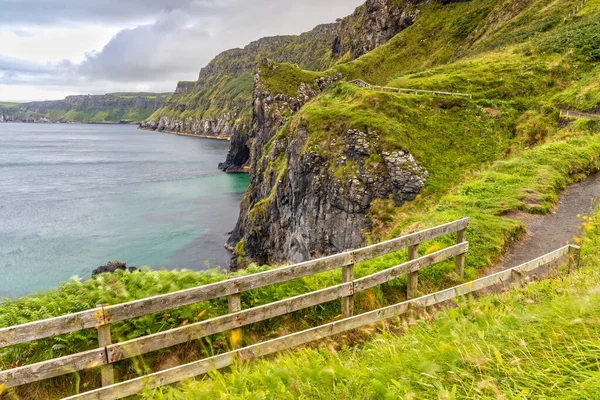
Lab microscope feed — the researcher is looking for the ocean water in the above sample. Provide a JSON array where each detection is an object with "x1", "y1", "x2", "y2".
[{"x1": 0, "y1": 123, "x2": 249, "y2": 299}]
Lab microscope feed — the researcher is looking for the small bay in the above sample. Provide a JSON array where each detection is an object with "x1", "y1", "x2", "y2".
[{"x1": 0, "y1": 123, "x2": 249, "y2": 299}]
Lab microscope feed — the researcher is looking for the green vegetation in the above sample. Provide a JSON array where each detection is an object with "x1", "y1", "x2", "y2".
[
  {"x1": 148, "y1": 24, "x2": 341, "y2": 127},
  {"x1": 147, "y1": 208, "x2": 600, "y2": 399},
  {"x1": 2, "y1": 93, "x2": 170, "y2": 124},
  {"x1": 2, "y1": 120, "x2": 599, "y2": 398},
  {"x1": 2, "y1": 0, "x2": 600, "y2": 398},
  {"x1": 249, "y1": 0, "x2": 600, "y2": 250},
  {"x1": 0, "y1": 102, "x2": 19, "y2": 108}
]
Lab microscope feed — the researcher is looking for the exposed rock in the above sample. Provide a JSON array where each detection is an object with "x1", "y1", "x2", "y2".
[
  {"x1": 147, "y1": 0, "x2": 441, "y2": 173},
  {"x1": 92, "y1": 261, "x2": 139, "y2": 277},
  {"x1": 227, "y1": 58, "x2": 428, "y2": 268},
  {"x1": 228, "y1": 123, "x2": 428, "y2": 268},
  {"x1": 140, "y1": 114, "x2": 243, "y2": 140},
  {"x1": 332, "y1": 0, "x2": 422, "y2": 60}
]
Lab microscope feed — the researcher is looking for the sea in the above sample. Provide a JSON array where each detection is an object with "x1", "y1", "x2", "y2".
[{"x1": 0, "y1": 123, "x2": 249, "y2": 299}]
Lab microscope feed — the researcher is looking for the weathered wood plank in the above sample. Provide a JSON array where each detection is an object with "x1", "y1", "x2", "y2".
[
  {"x1": 353, "y1": 218, "x2": 469, "y2": 263},
  {"x1": 354, "y1": 242, "x2": 468, "y2": 293},
  {"x1": 62, "y1": 245, "x2": 574, "y2": 400},
  {"x1": 228, "y1": 293, "x2": 242, "y2": 350},
  {"x1": 106, "y1": 283, "x2": 354, "y2": 363},
  {"x1": 0, "y1": 348, "x2": 106, "y2": 389},
  {"x1": 1, "y1": 218, "x2": 468, "y2": 349},
  {"x1": 341, "y1": 262, "x2": 355, "y2": 318},
  {"x1": 455, "y1": 229, "x2": 466, "y2": 277},
  {"x1": 0, "y1": 309, "x2": 101, "y2": 349},
  {"x1": 407, "y1": 245, "x2": 419, "y2": 299},
  {"x1": 63, "y1": 353, "x2": 235, "y2": 400},
  {"x1": 105, "y1": 251, "x2": 354, "y2": 325},
  {"x1": 96, "y1": 305, "x2": 113, "y2": 387}
]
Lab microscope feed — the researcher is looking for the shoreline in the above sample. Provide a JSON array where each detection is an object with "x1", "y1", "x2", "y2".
[
  {"x1": 0, "y1": 120, "x2": 139, "y2": 125},
  {"x1": 138, "y1": 126, "x2": 231, "y2": 141}
]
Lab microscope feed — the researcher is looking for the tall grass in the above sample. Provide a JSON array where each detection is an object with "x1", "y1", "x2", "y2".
[{"x1": 144, "y1": 205, "x2": 600, "y2": 399}]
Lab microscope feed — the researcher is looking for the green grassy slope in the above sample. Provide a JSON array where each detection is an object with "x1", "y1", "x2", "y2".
[
  {"x1": 147, "y1": 25, "x2": 340, "y2": 127},
  {"x1": 3, "y1": 93, "x2": 170, "y2": 124},
  {"x1": 243, "y1": 0, "x2": 600, "y2": 253},
  {"x1": 148, "y1": 208, "x2": 600, "y2": 399},
  {"x1": 1, "y1": 0, "x2": 600, "y2": 398},
  {"x1": 1, "y1": 119, "x2": 599, "y2": 398}
]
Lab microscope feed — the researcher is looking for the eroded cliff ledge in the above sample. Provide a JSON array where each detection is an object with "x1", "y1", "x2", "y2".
[{"x1": 226, "y1": 62, "x2": 429, "y2": 268}]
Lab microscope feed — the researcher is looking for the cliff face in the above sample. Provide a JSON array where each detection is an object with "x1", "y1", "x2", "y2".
[
  {"x1": 332, "y1": 0, "x2": 421, "y2": 60},
  {"x1": 218, "y1": 0, "x2": 427, "y2": 172},
  {"x1": 145, "y1": 0, "x2": 430, "y2": 173},
  {"x1": 226, "y1": 61, "x2": 428, "y2": 267},
  {"x1": 143, "y1": 24, "x2": 341, "y2": 145},
  {"x1": 2, "y1": 93, "x2": 169, "y2": 124}
]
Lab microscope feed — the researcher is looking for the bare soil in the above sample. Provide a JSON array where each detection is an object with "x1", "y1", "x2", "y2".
[{"x1": 494, "y1": 173, "x2": 600, "y2": 271}]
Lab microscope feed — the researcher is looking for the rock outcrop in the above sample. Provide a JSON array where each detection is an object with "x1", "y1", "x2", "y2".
[
  {"x1": 332, "y1": 0, "x2": 421, "y2": 60},
  {"x1": 143, "y1": 24, "x2": 340, "y2": 146},
  {"x1": 226, "y1": 63, "x2": 427, "y2": 268},
  {"x1": 146, "y1": 0, "x2": 437, "y2": 172},
  {"x1": 92, "y1": 261, "x2": 139, "y2": 277},
  {"x1": 139, "y1": 113, "x2": 244, "y2": 140}
]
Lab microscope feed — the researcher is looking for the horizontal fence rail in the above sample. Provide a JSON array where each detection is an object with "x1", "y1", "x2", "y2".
[
  {"x1": 350, "y1": 79, "x2": 473, "y2": 99},
  {"x1": 559, "y1": 109, "x2": 600, "y2": 121},
  {"x1": 1, "y1": 218, "x2": 472, "y2": 395},
  {"x1": 62, "y1": 244, "x2": 579, "y2": 400},
  {"x1": 0, "y1": 218, "x2": 469, "y2": 349}
]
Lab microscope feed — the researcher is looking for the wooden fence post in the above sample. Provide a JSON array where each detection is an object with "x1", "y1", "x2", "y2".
[
  {"x1": 96, "y1": 304, "x2": 114, "y2": 387},
  {"x1": 511, "y1": 270, "x2": 524, "y2": 288},
  {"x1": 568, "y1": 245, "x2": 581, "y2": 273},
  {"x1": 228, "y1": 294, "x2": 243, "y2": 350},
  {"x1": 407, "y1": 245, "x2": 419, "y2": 299},
  {"x1": 456, "y1": 229, "x2": 466, "y2": 277},
  {"x1": 342, "y1": 255, "x2": 355, "y2": 318}
]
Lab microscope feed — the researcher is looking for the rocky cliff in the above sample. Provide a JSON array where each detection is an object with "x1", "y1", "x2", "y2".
[
  {"x1": 1, "y1": 93, "x2": 169, "y2": 124},
  {"x1": 227, "y1": 0, "x2": 593, "y2": 268},
  {"x1": 144, "y1": 0, "x2": 431, "y2": 172},
  {"x1": 226, "y1": 59, "x2": 432, "y2": 267},
  {"x1": 142, "y1": 23, "x2": 341, "y2": 146}
]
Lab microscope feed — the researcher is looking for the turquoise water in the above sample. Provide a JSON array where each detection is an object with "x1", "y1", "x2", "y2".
[{"x1": 0, "y1": 123, "x2": 249, "y2": 299}]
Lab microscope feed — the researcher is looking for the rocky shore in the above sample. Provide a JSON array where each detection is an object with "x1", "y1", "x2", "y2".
[{"x1": 92, "y1": 261, "x2": 138, "y2": 277}]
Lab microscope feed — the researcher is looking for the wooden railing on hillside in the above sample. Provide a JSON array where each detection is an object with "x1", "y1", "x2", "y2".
[
  {"x1": 0, "y1": 219, "x2": 581, "y2": 399},
  {"x1": 350, "y1": 79, "x2": 473, "y2": 99},
  {"x1": 565, "y1": 0, "x2": 587, "y2": 21},
  {"x1": 559, "y1": 109, "x2": 600, "y2": 121},
  {"x1": 0, "y1": 219, "x2": 469, "y2": 397}
]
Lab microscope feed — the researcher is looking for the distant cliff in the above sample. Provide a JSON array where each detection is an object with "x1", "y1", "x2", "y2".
[
  {"x1": 1, "y1": 93, "x2": 170, "y2": 124},
  {"x1": 141, "y1": 23, "x2": 340, "y2": 161},
  {"x1": 143, "y1": 0, "x2": 423, "y2": 172}
]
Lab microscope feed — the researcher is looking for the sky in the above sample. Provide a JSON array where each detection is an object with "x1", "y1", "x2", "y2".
[{"x1": 0, "y1": 0, "x2": 364, "y2": 102}]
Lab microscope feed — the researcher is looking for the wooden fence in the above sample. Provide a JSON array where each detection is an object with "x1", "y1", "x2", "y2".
[
  {"x1": 350, "y1": 79, "x2": 473, "y2": 99},
  {"x1": 64, "y1": 244, "x2": 579, "y2": 400},
  {"x1": 0, "y1": 218, "x2": 580, "y2": 399},
  {"x1": 0, "y1": 219, "x2": 469, "y2": 397},
  {"x1": 565, "y1": 0, "x2": 587, "y2": 21},
  {"x1": 559, "y1": 109, "x2": 600, "y2": 121}
]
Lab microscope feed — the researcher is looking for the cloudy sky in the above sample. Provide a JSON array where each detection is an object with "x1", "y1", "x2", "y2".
[{"x1": 0, "y1": 0, "x2": 364, "y2": 102}]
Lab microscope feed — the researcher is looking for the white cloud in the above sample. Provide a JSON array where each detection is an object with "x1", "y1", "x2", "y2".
[{"x1": 0, "y1": 0, "x2": 365, "y2": 102}]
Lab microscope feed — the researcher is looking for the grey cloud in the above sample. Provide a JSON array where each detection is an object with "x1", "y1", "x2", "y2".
[
  {"x1": 1, "y1": 0, "x2": 365, "y2": 98},
  {"x1": 78, "y1": 19, "x2": 211, "y2": 81},
  {"x1": 0, "y1": 0, "x2": 222, "y2": 26}
]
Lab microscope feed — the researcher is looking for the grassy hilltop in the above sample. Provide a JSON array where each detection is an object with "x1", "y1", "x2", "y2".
[
  {"x1": 231, "y1": 0, "x2": 600, "y2": 266},
  {"x1": 1, "y1": 0, "x2": 600, "y2": 398},
  {"x1": 1, "y1": 93, "x2": 171, "y2": 124}
]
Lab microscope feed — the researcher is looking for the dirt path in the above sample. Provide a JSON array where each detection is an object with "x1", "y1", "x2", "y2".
[{"x1": 494, "y1": 173, "x2": 600, "y2": 270}]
